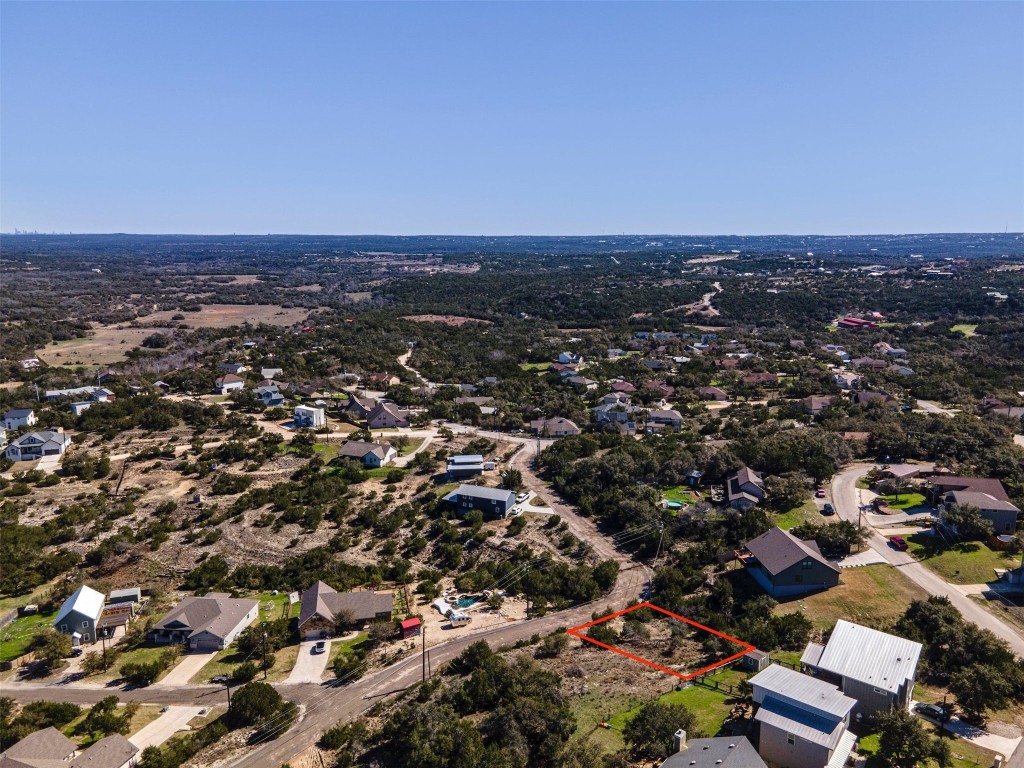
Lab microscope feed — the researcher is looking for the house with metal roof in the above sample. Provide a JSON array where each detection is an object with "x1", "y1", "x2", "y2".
[
  {"x1": 659, "y1": 733, "x2": 766, "y2": 768},
  {"x1": 740, "y1": 527, "x2": 841, "y2": 598},
  {"x1": 443, "y1": 483, "x2": 516, "y2": 520},
  {"x1": 298, "y1": 581, "x2": 394, "y2": 639},
  {"x1": 748, "y1": 664, "x2": 857, "y2": 768},
  {"x1": 150, "y1": 594, "x2": 259, "y2": 651},
  {"x1": 801, "y1": 620, "x2": 922, "y2": 716},
  {"x1": 53, "y1": 585, "x2": 106, "y2": 646},
  {"x1": 446, "y1": 454, "x2": 487, "y2": 479}
]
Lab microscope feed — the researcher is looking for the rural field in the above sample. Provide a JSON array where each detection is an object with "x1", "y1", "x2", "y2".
[
  {"x1": 36, "y1": 325, "x2": 176, "y2": 366},
  {"x1": 140, "y1": 304, "x2": 314, "y2": 329}
]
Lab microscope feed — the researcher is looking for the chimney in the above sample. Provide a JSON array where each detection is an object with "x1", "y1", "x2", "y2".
[{"x1": 674, "y1": 729, "x2": 687, "y2": 753}]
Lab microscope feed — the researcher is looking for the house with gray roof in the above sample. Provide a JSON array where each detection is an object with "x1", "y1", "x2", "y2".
[
  {"x1": 69, "y1": 734, "x2": 139, "y2": 768},
  {"x1": 446, "y1": 454, "x2": 487, "y2": 479},
  {"x1": 748, "y1": 664, "x2": 857, "y2": 768},
  {"x1": 1, "y1": 726, "x2": 77, "y2": 767},
  {"x1": 646, "y1": 409, "x2": 684, "y2": 432},
  {"x1": 367, "y1": 401, "x2": 410, "y2": 429},
  {"x1": 530, "y1": 416, "x2": 580, "y2": 437},
  {"x1": 741, "y1": 527, "x2": 841, "y2": 598},
  {"x1": 726, "y1": 467, "x2": 765, "y2": 510},
  {"x1": 1, "y1": 408, "x2": 37, "y2": 431},
  {"x1": 5, "y1": 429, "x2": 71, "y2": 462},
  {"x1": 800, "y1": 620, "x2": 922, "y2": 717},
  {"x1": 941, "y1": 490, "x2": 1020, "y2": 535},
  {"x1": 150, "y1": 594, "x2": 258, "y2": 651},
  {"x1": 335, "y1": 439, "x2": 396, "y2": 468},
  {"x1": 256, "y1": 385, "x2": 285, "y2": 407},
  {"x1": 660, "y1": 734, "x2": 766, "y2": 768},
  {"x1": 298, "y1": 581, "x2": 393, "y2": 639},
  {"x1": 444, "y1": 483, "x2": 516, "y2": 520}
]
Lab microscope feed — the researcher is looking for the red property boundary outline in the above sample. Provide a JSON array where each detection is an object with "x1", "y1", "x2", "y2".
[{"x1": 566, "y1": 601, "x2": 756, "y2": 681}]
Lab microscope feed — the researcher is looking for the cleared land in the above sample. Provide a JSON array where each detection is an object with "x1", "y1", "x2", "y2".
[
  {"x1": 401, "y1": 314, "x2": 491, "y2": 326},
  {"x1": 906, "y1": 536, "x2": 1019, "y2": 585},
  {"x1": 774, "y1": 564, "x2": 928, "y2": 629},
  {"x1": 141, "y1": 304, "x2": 312, "y2": 328},
  {"x1": 36, "y1": 326, "x2": 176, "y2": 366}
]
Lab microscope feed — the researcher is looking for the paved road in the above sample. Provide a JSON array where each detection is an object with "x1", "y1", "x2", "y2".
[
  {"x1": 831, "y1": 464, "x2": 1024, "y2": 656},
  {"x1": 129, "y1": 705, "x2": 205, "y2": 751},
  {"x1": 915, "y1": 400, "x2": 957, "y2": 417}
]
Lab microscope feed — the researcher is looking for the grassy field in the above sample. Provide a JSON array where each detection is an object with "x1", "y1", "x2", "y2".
[
  {"x1": 519, "y1": 362, "x2": 552, "y2": 371},
  {"x1": 325, "y1": 632, "x2": 369, "y2": 668},
  {"x1": 0, "y1": 609, "x2": 59, "y2": 663},
  {"x1": 774, "y1": 564, "x2": 928, "y2": 629},
  {"x1": 252, "y1": 592, "x2": 294, "y2": 621},
  {"x1": 397, "y1": 437, "x2": 425, "y2": 456},
  {"x1": 141, "y1": 304, "x2": 312, "y2": 329},
  {"x1": 951, "y1": 324, "x2": 978, "y2": 337},
  {"x1": 774, "y1": 500, "x2": 820, "y2": 530},
  {"x1": 878, "y1": 493, "x2": 928, "y2": 510},
  {"x1": 37, "y1": 327, "x2": 175, "y2": 367},
  {"x1": 89, "y1": 643, "x2": 174, "y2": 683},
  {"x1": 311, "y1": 443, "x2": 341, "y2": 462},
  {"x1": 662, "y1": 486, "x2": 699, "y2": 505},
  {"x1": 62, "y1": 703, "x2": 164, "y2": 747},
  {"x1": 365, "y1": 467, "x2": 407, "y2": 479},
  {"x1": 0, "y1": 579, "x2": 60, "y2": 613},
  {"x1": 906, "y1": 535, "x2": 1018, "y2": 585},
  {"x1": 193, "y1": 640, "x2": 299, "y2": 684},
  {"x1": 855, "y1": 725, "x2": 998, "y2": 768}
]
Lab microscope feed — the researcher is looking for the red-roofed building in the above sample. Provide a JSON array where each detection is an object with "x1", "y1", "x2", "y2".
[{"x1": 400, "y1": 617, "x2": 422, "y2": 639}]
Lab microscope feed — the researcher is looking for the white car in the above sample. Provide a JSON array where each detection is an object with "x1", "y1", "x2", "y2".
[
  {"x1": 515, "y1": 492, "x2": 529, "y2": 503},
  {"x1": 509, "y1": 506, "x2": 523, "y2": 516}
]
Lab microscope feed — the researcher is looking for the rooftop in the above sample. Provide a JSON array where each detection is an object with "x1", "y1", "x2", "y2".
[{"x1": 811, "y1": 620, "x2": 923, "y2": 694}]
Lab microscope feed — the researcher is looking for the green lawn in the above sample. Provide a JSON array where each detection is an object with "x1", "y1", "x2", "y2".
[
  {"x1": 365, "y1": 467, "x2": 407, "y2": 479},
  {"x1": 0, "y1": 579, "x2": 61, "y2": 613},
  {"x1": 397, "y1": 437, "x2": 425, "y2": 456},
  {"x1": 0, "y1": 609, "x2": 58, "y2": 663},
  {"x1": 855, "y1": 723, "x2": 998, "y2": 768},
  {"x1": 878, "y1": 493, "x2": 928, "y2": 510},
  {"x1": 326, "y1": 632, "x2": 369, "y2": 668},
  {"x1": 311, "y1": 443, "x2": 340, "y2": 462},
  {"x1": 89, "y1": 643, "x2": 174, "y2": 683},
  {"x1": 774, "y1": 500, "x2": 819, "y2": 530},
  {"x1": 519, "y1": 362, "x2": 552, "y2": 371},
  {"x1": 251, "y1": 592, "x2": 292, "y2": 621},
  {"x1": 662, "y1": 486, "x2": 699, "y2": 505},
  {"x1": 607, "y1": 667, "x2": 744, "y2": 739},
  {"x1": 951, "y1": 324, "x2": 978, "y2": 338},
  {"x1": 906, "y1": 535, "x2": 1019, "y2": 585}
]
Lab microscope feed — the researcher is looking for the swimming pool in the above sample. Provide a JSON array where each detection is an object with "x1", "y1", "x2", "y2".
[{"x1": 455, "y1": 595, "x2": 477, "y2": 609}]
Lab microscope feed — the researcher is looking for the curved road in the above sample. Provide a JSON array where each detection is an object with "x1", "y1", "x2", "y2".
[{"x1": 831, "y1": 464, "x2": 1024, "y2": 656}]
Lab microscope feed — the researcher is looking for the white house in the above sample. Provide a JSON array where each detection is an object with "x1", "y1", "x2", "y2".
[
  {"x1": 557, "y1": 352, "x2": 584, "y2": 365},
  {"x1": 5, "y1": 430, "x2": 71, "y2": 461},
  {"x1": 1, "y1": 408, "x2": 37, "y2": 430},
  {"x1": 294, "y1": 405, "x2": 326, "y2": 428},
  {"x1": 70, "y1": 401, "x2": 94, "y2": 416},
  {"x1": 217, "y1": 362, "x2": 249, "y2": 374},
  {"x1": 214, "y1": 374, "x2": 245, "y2": 394}
]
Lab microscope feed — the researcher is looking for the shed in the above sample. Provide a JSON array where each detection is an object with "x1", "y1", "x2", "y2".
[
  {"x1": 400, "y1": 617, "x2": 422, "y2": 639},
  {"x1": 742, "y1": 649, "x2": 770, "y2": 672}
]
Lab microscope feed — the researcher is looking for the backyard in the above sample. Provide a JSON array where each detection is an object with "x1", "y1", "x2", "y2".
[
  {"x1": 0, "y1": 609, "x2": 59, "y2": 664},
  {"x1": 773, "y1": 500, "x2": 820, "y2": 530},
  {"x1": 906, "y1": 535, "x2": 1020, "y2": 585}
]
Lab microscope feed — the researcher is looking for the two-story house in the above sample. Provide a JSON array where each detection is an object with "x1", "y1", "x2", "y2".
[
  {"x1": 726, "y1": 467, "x2": 765, "y2": 510},
  {"x1": 53, "y1": 585, "x2": 106, "y2": 646},
  {"x1": 741, "y1": 527, "x2": 841, "y2": 598},
  {"x1": 1, "y1": 408, "x2": 37, "y2": 431}
]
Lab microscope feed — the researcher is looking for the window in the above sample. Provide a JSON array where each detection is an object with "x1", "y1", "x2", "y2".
[
  {"x1": 873, "y1": 687, "x2": 888, "y2": 695},
  {"x1": 82, "y1": 621, "x2": 89, "y2": 628},
  {"x1": 60, "y1": 624, "x2": 67, "y2": 631},
  {"x1": 787, "y1": 734, "x2": 796, "y2": 745},
  {"x1": 802, "y1": 559, "x2": 814, "y2": 569},
  {"x1": 82, "y1": 633, "x2": 90, "y2": 641}
]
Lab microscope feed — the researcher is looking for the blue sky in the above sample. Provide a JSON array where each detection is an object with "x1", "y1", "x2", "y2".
[{"x1": 2, "y1": 1, "x2": 1022, "y2": 235}]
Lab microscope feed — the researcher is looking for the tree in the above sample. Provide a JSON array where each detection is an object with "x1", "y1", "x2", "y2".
[
  {"x1": 941, "y1": 504, "x2": 993, "y2": 541},
  {"x1": 623, "y1": 701, "x2": 701, "y2": 760},
  {"x1": 592, "y1": 560, "x2": 620, "y2": 593},
  {"x1": 503, "y1": 469, "x2": 522, "y2": 491},
  {"x1": 764, "y1": 473, "x2": 809, "y2": 512},
  {"x1": 32, "y1": 629, "x2": 71, "y2": 672},
  {"x1": 367, "y1": 619, "x2": 397, "y2": 646},
  {"x1": 949, "y1": 664, "x2": 1012, "y2": 722},
  {"x1": 228, "y1": 681, "x2": 283, "y2": 727},
  {"x1": 78, "y1": 696, "x2": 136, "y2": 738},
  {"x1": 873, "y1": 708, "x2": 935, "y2": 768},
  {"x1": 142, "y1": 333, "x2": 171, "y2": 349},
  {"x1": 231, "y1": 661, "x2": 259, "y2": 684}
]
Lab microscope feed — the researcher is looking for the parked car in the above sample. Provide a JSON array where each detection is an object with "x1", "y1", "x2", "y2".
[
  {"x1": 890, "y1": 535, "x2": 909, "y2": 551},
  {"x1": 815, "y1": 487, "x2": 826, "y2": 498},
  {"x1": 915, "y1": 702, "x2": 951, "y2": 720},
  {"x1": 509, "y1": 506, "x2": 523, "y2": 516},
  {"x1": 71, "y1": 648, "x2": 83, "y2": 657},
  {"x1": 821, "y1": 503, "x2": 835, "y2": 515},
  {"x1": 313, "y1": 640, "x2": 326, "y2": 654},
  {"x1": 516, "y1": 492, "x2": 529, "y2": 503},
  {"x1": 211, "y1": 676, "x2": 228, "y2": 684}
]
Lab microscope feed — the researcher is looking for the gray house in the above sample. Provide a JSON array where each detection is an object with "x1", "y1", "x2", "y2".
[
  {"x1": 801, "y1": 620, "x2": 922, "y2": 717},
  {"x1": 749, "y1": 664, "x2": 857, "y2": 768},
  {"x1": 741, "y1": 527, "x2": 841, "y2": 598},
  {"x1": 726, "y1": 467, "x2": 765, "y2": 510},
  {"x1": 941, "y1": 490, "x2": 1019, "y2": 535},
  {"x1": 444, "y1": 484, "x2": 516, "y2": 519},
  {"x1": 446, "y1": 454, "x2": 487, "y2": 480},
  {"x1": 53, "y1": 585, "x2": 106, "y2": 646},
  {"x1": 150, "y1": 594, "x2": 259, "y2": 651},
  {"x1": 660, "y1": 734, "x2": 766, "y2": 768},
  {"x1": 297, "y1": 581, "x2": 394, "y2": 639}
]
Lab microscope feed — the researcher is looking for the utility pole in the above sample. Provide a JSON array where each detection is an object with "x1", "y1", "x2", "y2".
[
  {"x1": 100, "y1": 629, "x2": 109, "y2": 671},
  {"x1": 224, "y1": 680, "x2": 232, "y2": 710},
  {"x1": 261, "y1": 623, "x2": 268, "y2": 680},
  {"x1": 650, "y1": 523, "x2": 665, "y2": 598},
  {"x1": 421, "y1": 624, "x2": 426, "y2": 682}
]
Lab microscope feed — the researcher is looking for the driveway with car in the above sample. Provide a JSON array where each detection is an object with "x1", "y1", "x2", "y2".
[{"x1": 284, "y1": 640, "x2": 333, "y2": 684}]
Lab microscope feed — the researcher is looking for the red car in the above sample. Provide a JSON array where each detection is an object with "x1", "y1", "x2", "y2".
[
  {"x1": 889, "y1": 536, "x2": 908, "y2": 551},
  {"x1": 815, "y1": 488, "x2": 826, "y2": 498}
]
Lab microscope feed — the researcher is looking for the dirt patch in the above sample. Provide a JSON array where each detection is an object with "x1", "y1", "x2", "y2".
[
  {"x1": 402, "y1": 315, "x2": 492, "y2": 327},
  {"x1": 142, "y1": 304, "x2": 313, "y2": 329},
  {"x1": 686, "y1": 254, "x2": 739, "y2": 264}
]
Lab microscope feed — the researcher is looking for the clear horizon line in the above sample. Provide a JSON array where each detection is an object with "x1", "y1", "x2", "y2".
[{"x1": 3, "y1": 230, "x2": 1022, "y2": 238}]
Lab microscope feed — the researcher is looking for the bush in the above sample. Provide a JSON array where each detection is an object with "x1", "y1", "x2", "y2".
[
  {"x1": 231, "y1": 661, "x2": 259, "y2": 684},
  {"x1": 228, "y1": 681, "x2": 283, "y2": 728}
]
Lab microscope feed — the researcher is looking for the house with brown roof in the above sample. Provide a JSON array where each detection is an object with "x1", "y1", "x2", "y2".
[
  {"x1": 851, "y1": 357, "x2": 887, "y2": 371},
  {"x1": 529, "y1": 417, "x2": 580, "y2": 437},
  {"x1": 741, "y1": 372, "x2": 778, "y2": 386},
  {"x1": 150, "y1": 594, "x2": 259, "y2": 651},
  {"x1": 335, "y1": 440, "x2": 397, "y2": 468},
  {"x1": 214, "y1": 373, "x2": 245, "y2": 395},
  {"x1": 740, "y1": 527, "x2": 841, "y2": 598},
  {"x1": 367, "y1": 402, "x2": 411, "y2": 429},
  {"x1": 345, "y1": 396, "x2": 379, "y2": 420},
  {"x1": 699, "y1": 386, "x2": 729, "y2": 401},
  {"x1": 610, "y1": 380, "x2": 637, "y2": 393},
  {"x1": 853, "y1": 391, "x2": 900, "y2": 410},
  {"x1": 298, "y1": 581, "x2": 393, "y2": 639},
  {"x1": 726, "y1": 467, "x2": 765, "y2": 510},
  {"x1": 802, "y1": 395, "x2": 834, "y2": 416},
  {"x1": 644, "y1": 380, "x2": 675, "y2": 398}
]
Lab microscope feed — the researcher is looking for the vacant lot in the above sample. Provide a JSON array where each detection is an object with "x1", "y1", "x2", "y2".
[
  {"x1": 142, "y1": 304, "x2": 312, "y2": 329},
  {"x1": 0, "y1": 609, "x2": 58, "y2": 663},
  {"x1": 774, "y1": 564, "x2": 928, "y2": 629},
  {"x1": 401, "y1": 315, "x2": 491, "y2": 326},
  {"x1": 906, "y1": 535, "x2": 1019, "y2": 584},
  {"x1": 37, "y1": 326, "x2": 176, "y2": 366}
]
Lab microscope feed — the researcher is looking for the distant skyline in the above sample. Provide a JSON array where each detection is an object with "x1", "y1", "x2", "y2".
[{"x1": 2, "y1": 2, "x2": 1022, "y2": 236}]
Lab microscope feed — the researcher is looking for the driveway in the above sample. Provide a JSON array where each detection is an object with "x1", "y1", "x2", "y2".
[
  {"x1": 284, "y1": 641, "x2": 332, "y2": 684},
  {"x1": 914, "y1": 706, "x2": 1022, "y2": 758},
  {"x1": 831, "y1": 465, "x2": 1024, "y2": 657},
  {"x1": 130, "y1": 706, "x2": 205, "y2": 751},
  {"x1": 155, "y1": 651, "x2": 219, "y2": 686}
]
